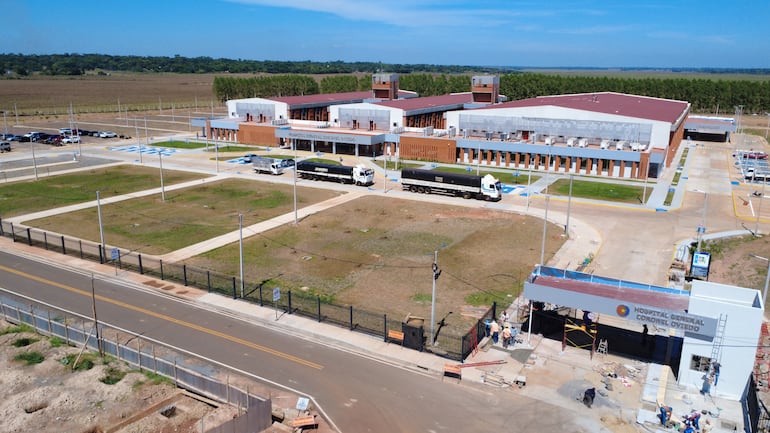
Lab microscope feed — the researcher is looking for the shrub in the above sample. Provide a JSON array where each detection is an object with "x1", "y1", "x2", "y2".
[{"x1": 14, "y1": 352, "x2": 44, "y2": 365}]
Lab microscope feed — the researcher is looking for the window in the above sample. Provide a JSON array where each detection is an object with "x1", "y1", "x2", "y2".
[{"x1": 690, "y1": 355, "x2": 712, "y2": 372}]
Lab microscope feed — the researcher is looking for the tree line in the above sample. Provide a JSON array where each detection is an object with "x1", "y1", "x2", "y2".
[
  {"x1": 0, "y1": 53, "x2": 493, "y2": 76},
  {"x1": 2, "y1": 53, "x2": 769, "y2": 112},
  {"x1": 215, "y1": 73, "x2": 770, "y2": 114}
]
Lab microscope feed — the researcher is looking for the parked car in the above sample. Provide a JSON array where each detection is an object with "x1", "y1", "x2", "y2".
[
  {"x1": 61, "y1": 135, "x2": 81, "y2": 144},
  {"x1": 242, "y1": 153, "x2": 258, "y2": 163},
  {"x1": 3, "y1": 134, "x2": 20, "y2": 141},
  {"x1": 280, "y1": 158, "x2": 295, "y2": 168},
  {"x1": 0, "y1": 142, "x2": 10, "y2": 152},
  {"x1": 43, "y1": 135, "x2": 62, "y2": 146},
  {"x1": 22, "y1": 132, "x2": 43, "y2": 142},
  {"x1": 58, "y1": 128, "x2": 72, "y2": 135},
  {"x1": 99, "y1": 131, "x2": 117, "y2": 138}
]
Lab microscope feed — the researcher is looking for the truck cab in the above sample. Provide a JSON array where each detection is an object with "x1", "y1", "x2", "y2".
[
  {"x1": 252, "y1": 156, "x2": 284, "y2": 175},
  {"x1": 352, "y1": 164, "x2": 375, "y2": 186},
  {"x1": 480, "y1": 174, "x2": 503, "y2": 201}
]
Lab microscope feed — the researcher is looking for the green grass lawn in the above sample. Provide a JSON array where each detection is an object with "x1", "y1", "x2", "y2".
[
  {"x1": 0, "y1": 166, "x2": 207, "y2": 218},
  {"x1": 431, "y1": 166, "x2": 541, "y2": 185},
  {"x1": 25, "y1": 178, "x2": 342, "y2": 255},
  {"x1": 371, "y1": 160, "x2": 424, "y2": 170},
  {"x1": 549, "y1": 179, "x2": 646, "y2": 203}
]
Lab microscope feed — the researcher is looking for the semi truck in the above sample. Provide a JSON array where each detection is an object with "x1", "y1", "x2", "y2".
[
  {"x1": 252, "y1": 156, "x2": 284, "y2": 175},
  {"x1": 400, "y1": 168, "x2": 502, "y2": 201},
  {"x1": 296, "y1": 161, "x2": 375, "y2": 186}
]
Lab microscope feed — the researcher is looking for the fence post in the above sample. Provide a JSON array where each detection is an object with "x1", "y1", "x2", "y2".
[
  {"x1": 160, "y1": 260, "x2": 164, "y2": 280},
  {"x1": 259, "y1": 285, "x2": 263, "y2": 306},
  {"x1": 61, "y1": 235, "x2": 66, "y2": 255},
  {"x1": 206, "y1": 271, "x2": 211, "y2": 292},
  {"x1": 10, "y1": 222, "x2": 14, "y2": 242},
  {"x1": 47, "y1": 310, "x2": 52, "y2": 334},
  {"x1": 138, "y1": 340, "x2": 142, "y2": 370},
  {"x1": 138, "y1": 254, "x2": 144, "y2": 275},
  {"x1": 44, "y1": 232, "x2": 48, "y2": 250},
  {"x1": 383, "y1": 314, "x2": 388, "y2": 342},
  {"x1": 79, "y1": 240, "x2": 83, "y2": 259},
  {"x1": 26, "y1": 227, "x2": 32, "y2": 246},
  {"x1": 183, "y1": 264, "x2": 188, "y2": 286},
  {"x1": 349, "y1": 306, "x2": 353, "y2": 330},
  {"x1": 317, "y1": 296, "x2": 321, "y2": 322},
  {"x1": 98, "y1": 245, "x2": 104, "y2": 264},
  {"x1": 288, "y1": 290, "x2": 292, "y2": 314},
  {"x1": 232, "y1": 277, "x2": 237, "y2": 299}
]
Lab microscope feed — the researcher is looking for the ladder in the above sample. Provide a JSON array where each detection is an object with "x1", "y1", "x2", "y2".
[
  {"x1": 596, "y1": 339, "x2": 608, "y2": 356},
  {"x1": 710, "y1": 314, "x2": 727, "y2": 364}
]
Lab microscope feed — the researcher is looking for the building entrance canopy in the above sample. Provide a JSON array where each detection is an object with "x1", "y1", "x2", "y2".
[{"x1": 523, "y1": 266, "x2": 717, "y2": 341}]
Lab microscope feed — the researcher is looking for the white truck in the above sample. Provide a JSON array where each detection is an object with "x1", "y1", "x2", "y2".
[
  {"x1": 252, "y1": 156, "x2": 284, "y2": 175},
  {"x1": 401, "y1": 168, "x2": 502, "y2": 201},
  {"x1": 296, "y1": 161, "x2": 374, "y2": 186}
]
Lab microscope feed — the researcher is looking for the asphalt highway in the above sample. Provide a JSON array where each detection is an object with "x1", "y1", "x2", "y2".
[{"x1": 0, "y1": 250, "x2": 600, "y2": 433}]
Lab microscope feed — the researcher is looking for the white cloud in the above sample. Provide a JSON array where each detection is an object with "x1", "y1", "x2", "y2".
[{"x1": 226, "y1": 0, "x2": 585, "y2": 28}]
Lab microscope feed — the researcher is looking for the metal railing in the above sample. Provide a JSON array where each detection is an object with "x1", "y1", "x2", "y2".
[{"x1": 0, "y1": 289, "x2": 272, "y2": 432}]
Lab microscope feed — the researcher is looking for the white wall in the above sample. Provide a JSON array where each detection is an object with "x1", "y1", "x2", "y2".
[
  {"x1": 327, "y1": 103, "x2": 402, "y2": 129},
  {"x1": 677, "y1": 280, "x2": 763, "y2": 400},
  {"x1": 445, "y1": 106, "x2": 670, "y2": 150}
]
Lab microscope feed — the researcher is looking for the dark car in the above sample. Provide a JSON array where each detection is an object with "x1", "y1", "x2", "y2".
[
  {"x1": 242, "y1": 153, "x2": 258, "y2": 163},
  {"x1": 0, "y1": 142, "x2": 10, "y2": 152},
  {"x1": 280, "y1": 158, "x2": 295, "y2": 168}
]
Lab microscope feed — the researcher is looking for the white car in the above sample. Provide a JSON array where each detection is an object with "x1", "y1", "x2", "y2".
[
  {"x1": 99, "y1": 131, "x2": 117, "y2": 138},
  {"x1": 61, "y1": 135, "x2": 81, "y2": 144}
]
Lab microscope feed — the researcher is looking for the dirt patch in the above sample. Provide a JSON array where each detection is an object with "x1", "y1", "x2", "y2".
[
  {"x1": 189, "y1": 195, "x2": 565, "y2": 336},
  {"x1": 0, "y1": 321, "x2": 236, "y2": 433},
  {"x1": 700, "y1": 234, "x2": 770, "y2": 291},
  {"x1": 0, "y1": 320, "x2": 330, "y2": 433}
]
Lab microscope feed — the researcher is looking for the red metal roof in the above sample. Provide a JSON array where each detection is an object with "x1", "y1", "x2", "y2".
[
  {"x1": 271, "y1": 90, "x2": 416, "y2": 106},
  {"x1": 493, "y1": 92, "x2": 689, "y2": 124},
  {"x1": 535, "y1": 275, "x2": 690, "y2": 311},
  {"x1": 375, "y1": 93, "x2": 474, "y2": 112}
]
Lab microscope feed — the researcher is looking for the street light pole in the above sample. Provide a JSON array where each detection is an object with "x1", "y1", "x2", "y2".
[
  {"x1": 749, "y1": 254, "x2": 770, "y2": 308},
  {"x1": 293, "y1": 141, "x2": 298, "y2": 225},
  {"x1": 239, "y1": 214, "x2": 244, "y2": 298},
  {"x1": 430, "y1": 251, "x2": 441, "y2": 346},
  {"x1": 565, "y1": 174, "x2": 573, "y2": 234}
]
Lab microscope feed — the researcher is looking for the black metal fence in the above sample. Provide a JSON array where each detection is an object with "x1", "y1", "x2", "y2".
[{"x1": 1, "y1": 220, "x2": 493, "y2": 361}]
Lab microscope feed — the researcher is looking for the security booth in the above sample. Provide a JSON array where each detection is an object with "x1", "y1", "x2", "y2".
[{"x1": 524, "y1": 266, "x2": 763, "y2": 401}]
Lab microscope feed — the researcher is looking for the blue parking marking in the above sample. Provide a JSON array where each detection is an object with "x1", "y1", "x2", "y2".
[
  {"x1": 109, "y1": 145, "x2": 179, "y2": 157},
  {"x1": 227, "y1": 158, "x2": 250, "y2": 164},
  {"x1": 501, "y1": 184, "x2": 525, "y2": 194}
]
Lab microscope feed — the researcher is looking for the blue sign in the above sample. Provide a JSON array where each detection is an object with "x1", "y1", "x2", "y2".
[
  {"x1": 110, "y1": 248, "x2": 120, "y2": 260},
  {"x1": 272, "y1": 287, "x2": 281, "y2": 302},
  {"x1": 691, "y1": 251, "x2": 711, "y2": 278}
]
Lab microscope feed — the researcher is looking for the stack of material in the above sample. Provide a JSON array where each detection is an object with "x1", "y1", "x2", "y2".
[{"x1": 482, "y1": 373, "x2": 510, "y2": 388}]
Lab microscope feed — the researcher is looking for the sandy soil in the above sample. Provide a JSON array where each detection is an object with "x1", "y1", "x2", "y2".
[{"x1": 0, "y1": 319, "x2": 329, "y2": 433}]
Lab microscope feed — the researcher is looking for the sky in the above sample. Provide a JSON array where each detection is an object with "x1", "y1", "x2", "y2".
[{"x1": 2, "y1": 0, "x2": 769, "y2": 68}]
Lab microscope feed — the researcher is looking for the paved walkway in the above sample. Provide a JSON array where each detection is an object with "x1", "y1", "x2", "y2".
[{"x1": 0, "y1": 136, "x2": 758, "y2": 432}]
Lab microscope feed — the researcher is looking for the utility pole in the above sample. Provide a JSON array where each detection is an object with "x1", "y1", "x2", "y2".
[{"x1": 430, "y1": 251, "x2": 441, "y2": 346}]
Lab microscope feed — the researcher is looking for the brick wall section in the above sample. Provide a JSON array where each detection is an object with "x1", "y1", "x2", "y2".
[
  {"x1": 239, "y1": 124, "x2": 280, "y2": 147},
  {"x1": 399, "y1": 136, "x2": 457, "y2": 163}
]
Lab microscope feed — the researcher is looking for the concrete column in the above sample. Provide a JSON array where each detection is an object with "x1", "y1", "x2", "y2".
[
  {"x1": 609, "y1": 160, "x2": 616, "y2": 177},
  {"x1": 354, "y1": 143, "x2": 359, "y2": 157},
  {"x1": 631, "y1": 161, "x2": 638, "y2": 179},
  {"x1": 597, "y1": 159, "x2": 604, "y2": 176},
  {"x1": 575, "y1": 157, "x2": 582, "y2": 174},
  {"x1": 505, "y1": 152, "x2": 511, "y2": 167}
]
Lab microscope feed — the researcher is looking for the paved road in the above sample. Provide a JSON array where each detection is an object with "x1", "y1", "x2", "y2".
[{"x1": 0, "y1": 250, "x2": 615, "y2": 433}]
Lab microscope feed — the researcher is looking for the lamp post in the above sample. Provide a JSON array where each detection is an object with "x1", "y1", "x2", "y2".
[
  {"x1": 293, "y1": 140, "x2": 298, "y2": 225},
  {"x1": 749, "y1": 254, "x2": 770, "y2": 308},
  {"x1": 430, "y1": 251, "x2": 442, "y2": 346}
]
